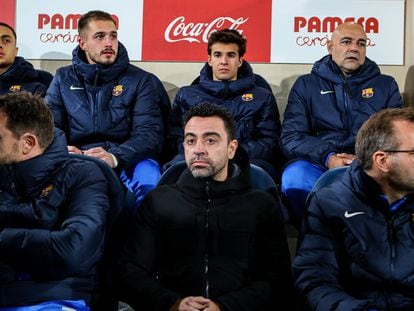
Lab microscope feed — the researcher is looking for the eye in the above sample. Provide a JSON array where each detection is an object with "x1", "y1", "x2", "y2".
[
  {"x1": 95, "y1": 34, "x2": 104, "y2": 40},
  {"x1": 205, "y1": 138, "x2": 216, "y2": 144},
  {"x1": 358, "y1": 41, "x2": 366, "y2": 47},
  {"x1": 184, "y1": 138, "x2": 194, "y2": 145},
  {"x1": 340, "y1": 39, "x2": 351, "y2": 45},
  {"x1": 110, "y1": 34, "x2": 118, "y2": 40}
]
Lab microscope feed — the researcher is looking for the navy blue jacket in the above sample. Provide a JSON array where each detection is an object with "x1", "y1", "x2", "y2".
[
  {"x1": 45, "y1": 43, "x2": 163, "y2": 169},
  {"x1": 168, "y1": 61, "x2": 281, "y2": 166},
  {"x1": 280, "y1": 55, "x2": 402, "y2": 166},
  {"x1": 0, "y1": 57, "x2": 50, "y2": 96},
  {"x1": 294, "y1": 161, "x2": 414, "y2": 310},
  {"x1": 0, "y1": 130, "x2": 108, "y2": 306}
]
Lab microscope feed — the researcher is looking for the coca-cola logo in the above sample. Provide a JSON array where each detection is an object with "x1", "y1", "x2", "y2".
[{"x1": 164, "y1": 16, "x2": 248, "y2": 43}]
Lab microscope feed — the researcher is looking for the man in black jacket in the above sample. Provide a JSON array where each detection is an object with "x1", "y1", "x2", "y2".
[
  {"x1": 118, "y1": 103, "x2": 293, "y2": 311},
  {"x1": 294, "y1": 108, "x2": 414, "y2": 310}
]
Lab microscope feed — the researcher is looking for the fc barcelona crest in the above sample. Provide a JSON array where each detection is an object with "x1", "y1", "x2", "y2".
[
  {"x1": 112, "y1": 85, "x2": 123, "y2": 96},
  {"x1": 9, "y1": 85, "x2": 22, "y2": 92},
  {"x1": 241, "y1": 93, "x2": 254, "y2": 102},
  {"x1": 361, "y1": 88, "x2": 374, "y2": 99}
]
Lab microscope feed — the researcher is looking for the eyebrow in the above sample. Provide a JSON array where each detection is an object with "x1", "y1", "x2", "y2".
[
  {"x1": 340, "y1": 36, "x2": 367, "y2": 43},
  {"x1": 0, "y1": 35, "x2": 13, "y2": 40},
  {"x1": 184, "y1": 132, "x2": 221, "y2": 138}
]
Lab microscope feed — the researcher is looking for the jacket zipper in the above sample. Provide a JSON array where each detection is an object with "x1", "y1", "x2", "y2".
[
  {"x1": 387, "y1": 218, "x2": 396, "y2": 285},
  {"x1": 204, "y1": 181, "x2": 211, "y2": 298}
]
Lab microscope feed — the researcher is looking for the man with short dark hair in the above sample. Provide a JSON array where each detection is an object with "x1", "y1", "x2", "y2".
[
  {"x1": 46, "y1": 10, "x2": 166, "y2": 209},
  {"x1": 294, "y1": 107, "x2": 414, "y2": 310},
  {"x1": 118, "y1": 103, "x2": 293, "y2": 311},
  {"x1": 167, "y1": 28, "x2": 282, "y2": 179},
  {"x1": 280, "y1": 22, "x2": 403, "y2": 225},
  {"x1": 0, "y1": 22, "x2": 51, "y2": 95},
  {"x1": 0, "y1": 92, "x2": 108, "y2": 310}
]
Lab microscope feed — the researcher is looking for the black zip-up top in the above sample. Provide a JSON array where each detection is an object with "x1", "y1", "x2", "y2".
[{"x1": 118, "y1": 148, "x2": 294, "y2": 311}]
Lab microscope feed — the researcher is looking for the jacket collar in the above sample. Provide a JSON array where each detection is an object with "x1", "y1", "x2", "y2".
[
  {"x1": 311, "y1": 55, "x2": 380, "y2": 84},
  {"x1": 72, "y1": 41, "x2": 130, "y2": 85},
  {"x1": 0, "y1": 57, "x2": 39, "y2": 82},
  {"x1": 4, "y1": 129, "x2": 70, "y2": 198},
  {"x1": 198, "y1": 60, "x2": 255, "y2": 98},
  {"x1": 176, "y1": 147, "x2": 251, "y2": 200}
]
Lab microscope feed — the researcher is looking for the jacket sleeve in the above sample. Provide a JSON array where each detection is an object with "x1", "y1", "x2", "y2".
[
  {"x1": 45, "y1": 72, "x2": 70, "y2": 137},
  {"x1": 241, "y1": 91, "x2": 281, "y2": 164},
  {"x1": 293, "y1": 192, "x2": 381, "y2": 311},
  {"x1": 0, "y1": 162, "x2": 108, "y2": 278},
  {"x1": 108, "y1": 73, "x2": 164, "y2": 168},
  {"x1": 117, "y1": 195, "x2": 181, "y2": 311},
  {"x1": 280, "y1": 77, "x2": 336, "y2": 165},
  {"x1": 384, "y1": 78, "x2": 403, "y2": 109},
  {"x1": 216, "y1": 197, "x2": 294, "y2": 311}
]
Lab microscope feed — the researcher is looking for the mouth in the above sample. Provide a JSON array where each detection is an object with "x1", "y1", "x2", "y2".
[{"x1": 101, "y1": 49, "x2": 115, "y2": 56}]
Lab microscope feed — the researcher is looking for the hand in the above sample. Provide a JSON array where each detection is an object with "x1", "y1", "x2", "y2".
[
  {"x1": 203, "y1": 301, "x2": 221, "y2": 311},
  {"x1": 327, "y1": 153, "x2": 356, "y2": 169},
  {"x1": 83, "y1": 147, "x2": 116, "y2": 168},
  {"x1": 170, "y1": 296, "x2": 211, "y2": 311},
  {"x1": 67, "y1": 145, "x2": 83, "y2": 154}
]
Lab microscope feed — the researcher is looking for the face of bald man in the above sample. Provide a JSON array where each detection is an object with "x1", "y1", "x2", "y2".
[{"x1": 327, "y1": 23, "x2": 367, "y2": 75}]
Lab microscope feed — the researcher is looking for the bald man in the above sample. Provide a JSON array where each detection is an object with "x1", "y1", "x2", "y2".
[{"x1": 279, "y1": 22, "x2": 403, "y2": 226}]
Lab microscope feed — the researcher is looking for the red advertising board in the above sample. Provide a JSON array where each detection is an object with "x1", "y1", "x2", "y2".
[
  {"x1": 0, "y1": 0, "x2": 16, "y2": 27},
  {"x1": 142, "y1": 0, "x2": 271, "y2": 62}
]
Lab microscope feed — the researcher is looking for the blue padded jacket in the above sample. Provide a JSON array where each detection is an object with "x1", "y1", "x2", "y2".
[
  {"x1": 0, "y1": 130, "x2": 108, "y2": 306},
  {"x1": 280, "y1": 55, "x2": 402, "y2": 166},
  {"x1": 0, "y1": 57, "x2": 49, "y2": 96},
  {"x1": 45, "y1": 42, "x2": 163, "y2": 169},
  {"x1": 168, "y1": 61, "x2": 281, "y2": 165},
  {"x1": 294, "y1": 161, "x2": 414, "y2": 310}
]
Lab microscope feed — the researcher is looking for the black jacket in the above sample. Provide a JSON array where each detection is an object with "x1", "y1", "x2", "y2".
[{"x1": 118, "y1": 150, "x2": 293, "y2": 310}]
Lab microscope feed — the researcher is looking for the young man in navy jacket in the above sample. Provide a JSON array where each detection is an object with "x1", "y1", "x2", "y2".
[{"x1": 46, "y1": 10, "x2": 166, "y2": 210}]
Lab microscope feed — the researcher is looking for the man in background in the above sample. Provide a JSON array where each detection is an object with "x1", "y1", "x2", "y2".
[
  {"x1": 280, "y1": 22, "x2": 403, "y2": 225},
  {"x1": 46, "y1": 10, "x2": 166, "y2": 209},
  {"x1": 0, "y1": 22, "x2": 52, "y2": 95}
]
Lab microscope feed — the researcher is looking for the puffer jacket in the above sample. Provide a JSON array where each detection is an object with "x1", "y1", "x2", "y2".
[
  {"x1": 0, "y1": 57, "x2": 49, "y2": 95},
  {"x1": 45, "y1": 42, "x2": 163, "y2": 169},
  {"x1": 294, "y1": 161, "x2": 414, "y2": 310},
  {"x1": 0, "y1": 129, "x2": 108, "y2": 306},
  {"x1": 280, "y1": 55, "x2": 403, "y2": 166},
  {"x1": 118, "y1": 148, "x2": 293, "y2": 311},
  {"x1": 167, "y1": 61, "x2": 281, "y2": 165}
]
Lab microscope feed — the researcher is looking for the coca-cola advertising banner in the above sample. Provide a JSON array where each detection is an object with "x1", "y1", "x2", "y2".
[
  {"x1": 12, "y1": 0, "x2": 405, "y2": 64},
  {"x1": 271, "y1": 0, "x2": 405, "y2": 65},
  {"x1": 142, "y1": 0, "x2": 271, "y2": 62}
]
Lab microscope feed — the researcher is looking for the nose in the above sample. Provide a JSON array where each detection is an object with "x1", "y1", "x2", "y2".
[{"x1": 193, "y1": 139, "x2": 207, "y2": 155}]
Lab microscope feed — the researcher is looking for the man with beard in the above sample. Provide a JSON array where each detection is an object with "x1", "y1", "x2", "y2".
[
  {"x1": 0, "y1": 92, "x2": 108, "y2": 310},
  {"x1": 0, "y1": 22, "x2": 52, "y2": 95},
  {"x1": 280, "y1": 22, "x2": 402, "y2": 226},
  {"x1": 46, "y1": 10, "x2": 166, "y2": 210},
  {"x1": 118, "y1": 103, "x2": 293, "y2": 311},
  {"x1": 294, "y1": 108, "x2": 414, "y2": 310}
]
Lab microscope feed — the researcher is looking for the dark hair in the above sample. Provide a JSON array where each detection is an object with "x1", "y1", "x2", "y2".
[
  {"x1": 0, "y1": 22, "x2": 16, "y2": 41},
  {"x1": 0, "y1": 92, "x2": 54, "y2": 149},
  {"x1": 207, "y1": 29, "x2": 246, "y2": 57},
  {"x1": 183, "y1": 103, "x2": 236, "y2": 141},
  {"x1": 356, "y1": 108, "x2": 414, "y2": 170},
  {"x1": 78, "y1": 10, "x2": 117, "y2": 35}
]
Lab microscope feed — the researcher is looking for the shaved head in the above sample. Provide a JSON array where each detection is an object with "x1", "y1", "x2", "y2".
[{"x1": 328, "y1": 22, "x2": 367, "y2": 75}]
